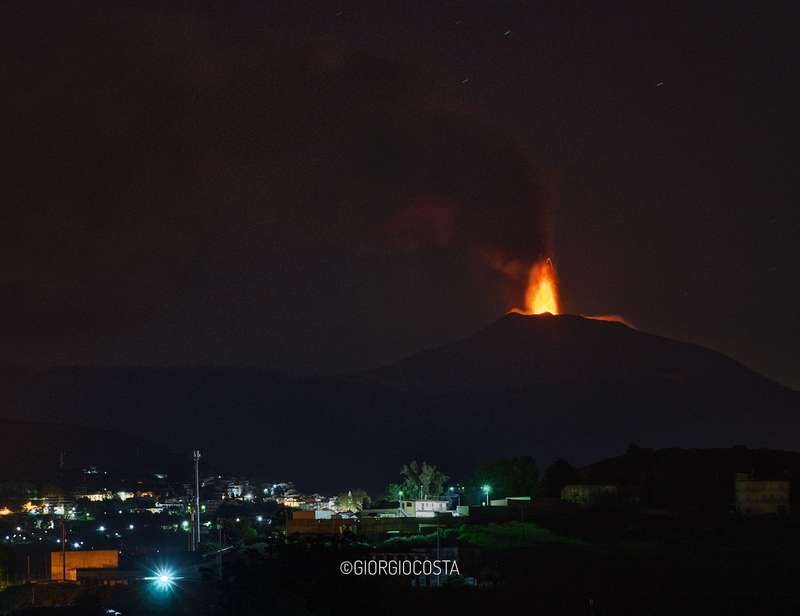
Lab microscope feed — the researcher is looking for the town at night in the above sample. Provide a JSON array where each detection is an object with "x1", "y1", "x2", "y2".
[{"x1": 2, "y1": 1, "x2": 798, "y2": 614}]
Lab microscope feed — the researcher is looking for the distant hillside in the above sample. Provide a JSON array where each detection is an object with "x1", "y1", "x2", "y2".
[
  {"x1": 577, "y1": 445, "x2": 800, "y2": 510},
  {"x1": 0, "y1": 417, "x2": 185, "y2": 481},
  {"x1": 0, "y1": 365, "x2": 289, "y2": 452},
  {"x1": 0, "y1": 315, "x2": 797, "y2": 493},
  {"x1": 581, "y1": 445, "x2": 800, "y2": 484},
  {"x1": 360, "y1": 313, "x2": 783, "y2": 393}
]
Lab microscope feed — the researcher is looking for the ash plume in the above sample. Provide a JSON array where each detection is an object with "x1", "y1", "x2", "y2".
[{"x1": 1, "y1": 5, "x2": 550, "y2": 366}]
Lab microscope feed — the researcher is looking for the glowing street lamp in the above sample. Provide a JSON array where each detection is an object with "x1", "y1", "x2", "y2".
[
  {"x1": 157, "y1": 573, "x2": 172, "y2": 588},
  {"x1": 481, "y1": 484, "x2": 492, "y2": 506},
  {"x1": 144, "y1": 567, "x2": 182, "y2": 591}
]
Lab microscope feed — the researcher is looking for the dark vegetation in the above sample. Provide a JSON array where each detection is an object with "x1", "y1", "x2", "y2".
[{"x1": 5, "y1": 512, "x2": 800, "y2": 615}]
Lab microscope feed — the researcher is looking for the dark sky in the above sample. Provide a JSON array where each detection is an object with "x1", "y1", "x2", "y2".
[{"x1": 3, "y1": 1, "x2": 798, "y2": 388}]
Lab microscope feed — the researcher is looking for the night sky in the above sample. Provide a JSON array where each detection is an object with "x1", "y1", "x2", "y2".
[{"x1": 3, "y1": 1, "x2": 798, "y2": 388}]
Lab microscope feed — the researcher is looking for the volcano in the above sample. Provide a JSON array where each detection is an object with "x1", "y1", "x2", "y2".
[
  {"x1": 303, "y1": 313, "x2": 799, "y2": 489},
  {"x1": 0, "y1": 314, "x2": 797, "y2": 492},
  {"x1": 360, "y1": 312, "x2": 778, "y2": 393}
]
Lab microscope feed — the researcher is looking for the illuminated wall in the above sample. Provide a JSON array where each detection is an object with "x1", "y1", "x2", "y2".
[
  {"x1": 50, "y1": 550, "x2": 119, "y2": 581},
  {"x1": 735, "y1": 479, "x2": 790, "y2": 515},
  {"x1": 561, "y1": 484, "x2": 618, "y2": 505}
]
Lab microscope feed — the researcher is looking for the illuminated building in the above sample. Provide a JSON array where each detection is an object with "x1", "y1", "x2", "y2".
[
  {"x1": 50, "y1": 550, "x2": 119, "y2": 581},
  {"x1": 561, "y1": 484, "x2": 618, "y2": 505},
  {"x1": 735, "y1": 473, "x2": 790, "y2": 515},
  {"x1": 362, "y1": 499, "x2": 450, "y2": 519}
]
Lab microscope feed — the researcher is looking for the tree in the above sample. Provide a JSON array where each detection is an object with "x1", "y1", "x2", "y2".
[
  {"x1": 224, "y1": 518, "x2": 258, "y2": 545},
  {"x1": 541, "y1": 459, "x2": 579, "y2": 497},
  {"x1": 397, "y1": 460, "x2": 449, "y2": 499},
  {"x1": 384, "y1": 461, "x2": 450, "y2": 501},
  {"x1": 385, "y1": 478, "x2": 424, "y2": 502},
  {"x1": 335, "y1": 489, "x2": 370, "y2": 512},
  {"x1": 385, "y1": 482, "x2": 406, "y2": 501},
  {"x1": 469, "y1": 456, "x2": 540, "y2": 503}
]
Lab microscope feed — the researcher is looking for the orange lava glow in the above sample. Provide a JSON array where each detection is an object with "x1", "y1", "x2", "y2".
[
  {"x1": 511, "y1": 257, "x2": 560, "y2": 315},
  {"x1": 583, "y1": 313, "x2": 636, "y2": 329}
]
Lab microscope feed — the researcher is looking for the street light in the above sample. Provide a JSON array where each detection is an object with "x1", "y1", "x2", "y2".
[
  {"x1": 145, "y1": 567, "x2": 181, "y2": 591},
  {"x1": 481, "y1": 484, "x2": 492, "y2": 507}
]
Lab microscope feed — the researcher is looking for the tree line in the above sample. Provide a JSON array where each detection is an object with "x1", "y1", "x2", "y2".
[{"x1": 334, "y1": 457, "x2": 580, "y2": 512}]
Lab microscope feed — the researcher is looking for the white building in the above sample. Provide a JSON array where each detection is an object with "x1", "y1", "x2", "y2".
[{"x1": 400, "y1": 499, "x2": 449, "y2": 518}]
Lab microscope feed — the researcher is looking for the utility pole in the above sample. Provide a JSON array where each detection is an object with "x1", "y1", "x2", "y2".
[
  {"x1": 193, "y1": 450, "x2": 202, "y2": 552},
  {"x1": 435, "y1": 527, "x2": 441, "y2": 587},
  {"x1": 60, "y1": 517, "x2": 66, "y2": 581},
  {"x1": 217, "y1": 519, "x2": 223, "y2": 579}
]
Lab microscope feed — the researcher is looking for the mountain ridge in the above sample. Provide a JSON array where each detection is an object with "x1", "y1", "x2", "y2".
[
  {"x1": 356, "y1": 313, "x2": 785, "y2": 393},
  {"x1": 0, "y1": 314, "x2": 797, "y2": 492}
]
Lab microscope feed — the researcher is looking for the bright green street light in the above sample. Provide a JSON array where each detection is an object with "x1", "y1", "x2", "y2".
[{"x1": 481, "y1": 484, "x2": 492, "y2": 506}]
